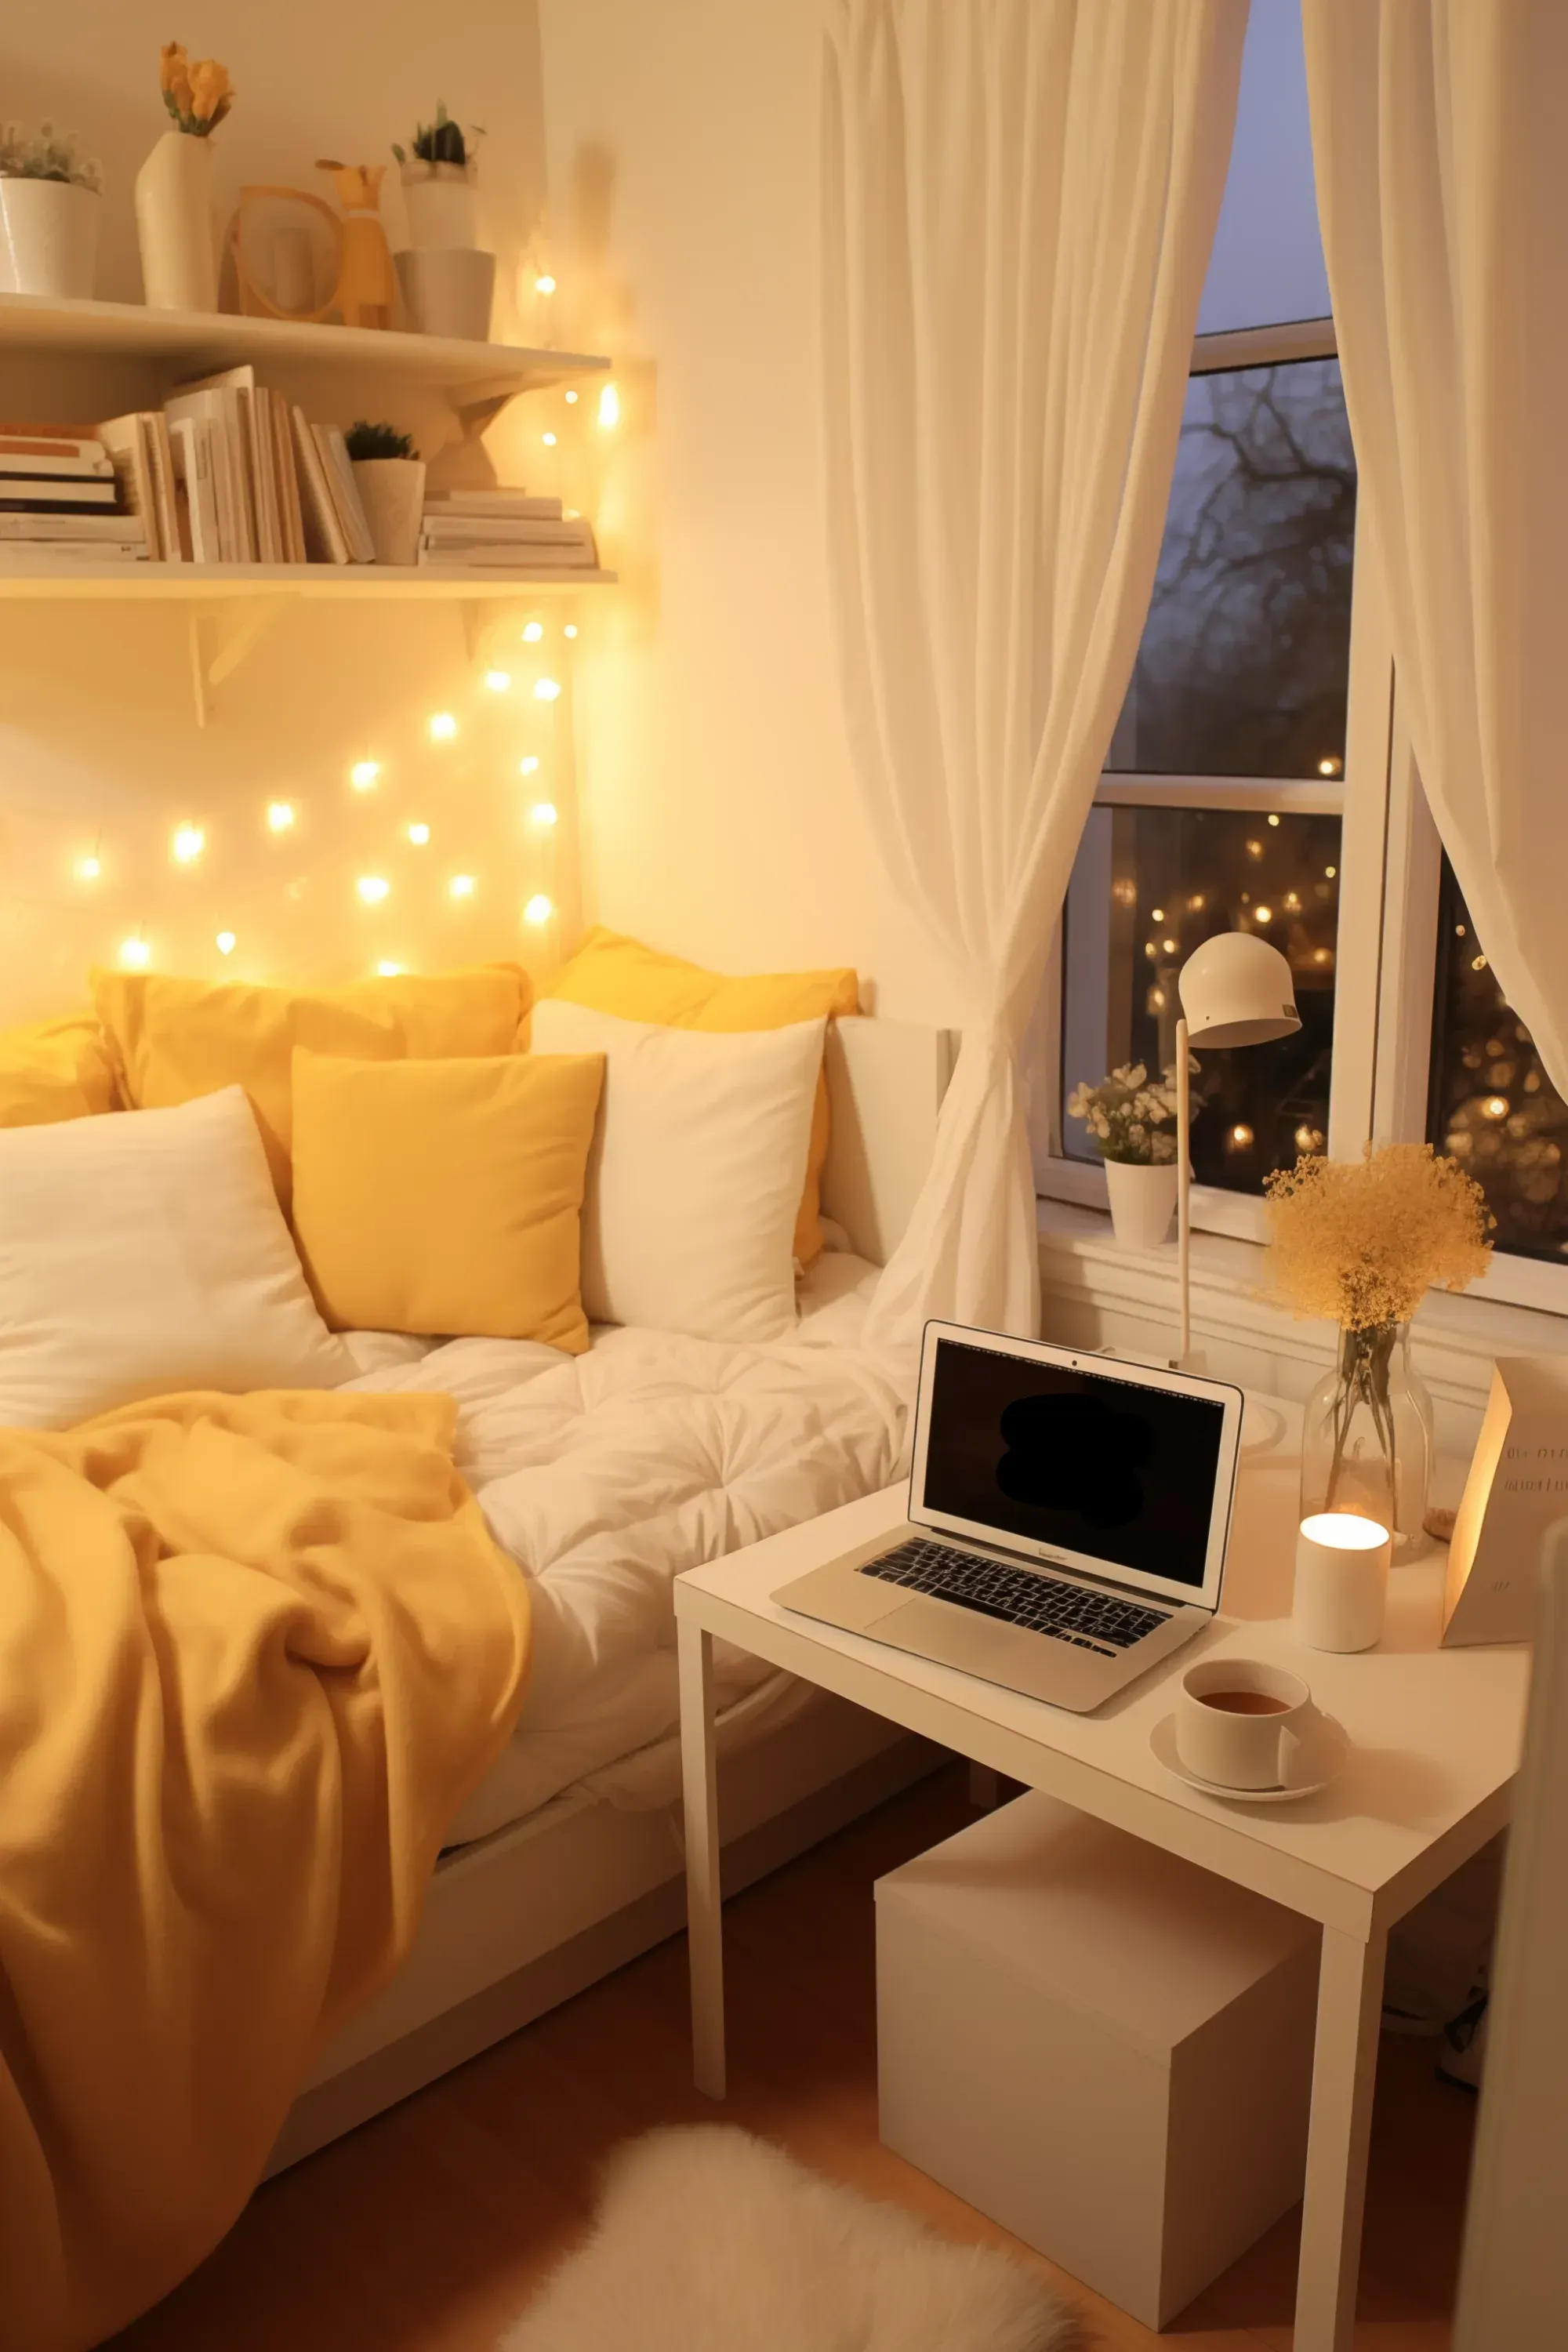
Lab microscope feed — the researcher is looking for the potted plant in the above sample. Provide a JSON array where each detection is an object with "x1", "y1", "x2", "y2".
[
  {"x1": 1264, "y1": 1142, "x2": 1493, "y2": 1559},
  {"x1": 1067, "y1": 1062, "x2": 1185, "y2": 1251},
  {"x1": 393, "y1": 103, "x2": 483, "y2": 248},
  {"x1": 134, "y1": 40, "x2": 234, "y2": 312},
  {"x1": 345, "y1": 420, "x2": 425, "y2": 567},
  {"x1": 0, "y1": 124, "x2": 103, "y2": 299}
]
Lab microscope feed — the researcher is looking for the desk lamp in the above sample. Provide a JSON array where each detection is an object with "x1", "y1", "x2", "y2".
[{"x1": 1175, "y1": 931, "x2": 1300, "y2": 1365}]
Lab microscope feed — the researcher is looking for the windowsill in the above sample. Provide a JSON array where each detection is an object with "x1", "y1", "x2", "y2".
[{"x1": 1037, "y1": 1196, "x2": 1568, "y2": 1410}]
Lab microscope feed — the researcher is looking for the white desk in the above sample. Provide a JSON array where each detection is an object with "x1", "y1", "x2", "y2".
[{"x1": 674, "y1": 1395, "x2": 1530, "y2": 2352}]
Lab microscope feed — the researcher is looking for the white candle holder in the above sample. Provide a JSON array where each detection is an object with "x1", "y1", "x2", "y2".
[{"x1": 1294, "y1": 1512, "x2": 1392, "y2": 1653}]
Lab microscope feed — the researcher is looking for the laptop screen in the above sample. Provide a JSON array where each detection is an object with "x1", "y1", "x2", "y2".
[{"x1": 916, "y1": 1334, "x2": 1232, "y2": 1601}]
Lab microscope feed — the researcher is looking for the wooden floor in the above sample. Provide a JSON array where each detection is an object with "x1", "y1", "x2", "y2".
[{"x1": 111, "y1": 1767, "x2": 1475, "y2": 2351}]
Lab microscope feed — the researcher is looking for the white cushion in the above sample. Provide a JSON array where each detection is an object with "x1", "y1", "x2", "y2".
[
  {"x1": 0, "y1": 1087, "x2": 351, "y2": 1428},
  {"x1": 528, "y1": 1002, "x2": 825, "y2": 1343}
]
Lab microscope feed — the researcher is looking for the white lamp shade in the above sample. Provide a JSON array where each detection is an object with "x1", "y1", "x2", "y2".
[{"x1": 1178, "y1": 931, "x2": 1301, "y2": 1048}]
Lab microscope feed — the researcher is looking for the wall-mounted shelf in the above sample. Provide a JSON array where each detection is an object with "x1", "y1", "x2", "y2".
[
  {"x1": 0, "y1": 561, "x2": 615, "y2": 725},
  {"x1": 0, "y1": 291, "x2": 609, "y2": 434}
]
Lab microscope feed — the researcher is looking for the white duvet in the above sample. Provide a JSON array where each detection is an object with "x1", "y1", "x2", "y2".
[{"x1": 340, "y1": 1254, "x2": 908, "y2": 1841}]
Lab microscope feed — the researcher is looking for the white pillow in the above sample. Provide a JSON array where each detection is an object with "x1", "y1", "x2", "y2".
[
  {"x1": 0, "y1": 1086, "x2": 351, "y2": 1428},
  {"x1": 528, "y1": 1001, "x2": 826, "y2": 1342}
]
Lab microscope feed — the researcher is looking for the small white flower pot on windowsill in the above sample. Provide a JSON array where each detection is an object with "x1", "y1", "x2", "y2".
[{"x1": 1104, "y1": 1160, "x2": 1178, "y2": 1251}]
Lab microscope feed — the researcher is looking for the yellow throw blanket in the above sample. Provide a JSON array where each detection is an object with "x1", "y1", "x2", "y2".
[{"x1": 0, "y1": 1389, "x2": 532, "y2": 2352}]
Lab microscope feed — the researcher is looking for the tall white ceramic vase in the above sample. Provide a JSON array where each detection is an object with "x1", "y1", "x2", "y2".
[
  {"x1": 352, "y1": 457, "x2": 426, "y2": 567},
  {"x1": 1104, "y1": 1159, "x2": 1178, "y2": 1251},
  {"x1": 135, "y1": 131, "x2": 217, "y2": 310}
]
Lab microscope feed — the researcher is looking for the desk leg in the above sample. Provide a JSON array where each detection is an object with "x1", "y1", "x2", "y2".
[
  {"x1": 677, "y1": 1616, "x2": 725, "y2": 2100},
  {"x1": 1294, "y1": 1923, "x2": 1388, "y2": 2352}
]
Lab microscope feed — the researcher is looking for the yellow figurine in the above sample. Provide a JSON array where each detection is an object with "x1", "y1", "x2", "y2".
[{"x1": 315, "y1": 161, "x2": 397, "y2": 330}]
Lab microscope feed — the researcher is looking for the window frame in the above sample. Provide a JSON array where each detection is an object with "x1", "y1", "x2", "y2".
[{"x1": 1034, "y1": 312, "x2": 1568, "y2": 1320}]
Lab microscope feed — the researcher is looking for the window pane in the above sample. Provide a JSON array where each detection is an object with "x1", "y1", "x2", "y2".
[
  {"x1": 1427, "y1": 856, "x2": 1568, "y2": 1263},
  {"x1": 1199, "y1": 2, "x2": 1329, "y2": 336},
  {"x1": 1106, "y1": 358, "x2": 1356, "y2": 779},
  {"x1": 1061, "y1": 804, "x2": 1341, "y2": 1195}
]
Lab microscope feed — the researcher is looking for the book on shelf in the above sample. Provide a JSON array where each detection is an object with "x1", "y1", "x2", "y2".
[
  {"x1": 314, "y1": 425, "x2": 376, "y2": 564},
  {"x1": 0, "y1": 514, "x2": 146, "y2": 542},
  {"x1": 289, "y1": 406, "x2": 348, "y2": 564},
  {"x1": 0, "y1": 478, "x2": 119, "y2": 510},
  {"x1": 0, "y1": 434, "x2": 114, "y2": 479},
  {"x1": 424, "y1": 491, "x2": 565, "y2": 520}
]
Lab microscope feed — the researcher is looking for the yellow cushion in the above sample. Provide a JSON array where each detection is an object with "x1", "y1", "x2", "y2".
[
  {"x1": 91, "y1": 964, "x2": 532, "y2": 1210},
  {"x1": 0, "y1": 1014, "x2": 117, "y2": 1127},
  {"x1": 546, "y1": 927, "x2": 858, "y2": 1268},
  {"x1": 290, "y1": 1048, "x2": 604, "y2": 1347}
]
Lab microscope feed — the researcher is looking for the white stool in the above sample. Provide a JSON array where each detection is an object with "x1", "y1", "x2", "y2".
[{"x1": 877, "y1": 1791, "x2": 1319, "y2": 2329}]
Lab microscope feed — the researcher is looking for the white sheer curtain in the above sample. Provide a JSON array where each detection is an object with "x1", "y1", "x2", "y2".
[
  {"x1": 1304, "y1": 0, "x2": 1568, "y2": 1093},
  {"x1": 821, "y1": 0, "x2": 1248, "y2": 1357}
]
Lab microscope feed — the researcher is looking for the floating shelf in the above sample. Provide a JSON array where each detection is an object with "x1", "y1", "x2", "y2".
[
  {"x1": 0, "y1": 291, "x2": 610, "y2": 417},
  {"x1": 0, "y1": 561, "x2": 615, "y2": 600}
]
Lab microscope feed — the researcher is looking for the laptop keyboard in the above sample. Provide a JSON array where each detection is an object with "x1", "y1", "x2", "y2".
[{"x1": 858, "y1": 1537, "x2": 1170, "y2": 1653}]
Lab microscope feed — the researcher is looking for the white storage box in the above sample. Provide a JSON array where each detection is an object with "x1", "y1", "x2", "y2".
[{"x1": 877, "y1": 1791, "x2": 1319, "y2": 2328}]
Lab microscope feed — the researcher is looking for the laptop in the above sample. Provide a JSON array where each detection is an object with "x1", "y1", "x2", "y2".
[{"x1": 775, "y1": 1322, "x2": 1243, "y2": 1712}]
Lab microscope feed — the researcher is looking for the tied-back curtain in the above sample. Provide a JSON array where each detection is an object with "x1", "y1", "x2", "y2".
[
  {"x1": 821, "y1": 0, "x2": 1247, "y2": 1359},
  {"x1": 1304, "y1": 0, "x2": 1568, "y2": 1094}
]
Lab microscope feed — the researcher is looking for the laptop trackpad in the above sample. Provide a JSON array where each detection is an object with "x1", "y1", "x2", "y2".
[{"x1": 877, "y1": 1593, "x2": 1054, "y2": 1683}]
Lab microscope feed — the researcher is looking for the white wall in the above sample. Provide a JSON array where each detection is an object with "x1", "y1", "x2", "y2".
[
  {"x1": 539, "y1": 0, "x2": 942, "y2": 1019},
  {"x1": 0, "y1": 2, "x2": 575, "y2": 1020}
]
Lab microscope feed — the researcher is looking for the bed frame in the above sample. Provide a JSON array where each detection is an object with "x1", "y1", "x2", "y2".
[{"x1": 274, "y1": 1014, "x2": 959, "y2": 2168}]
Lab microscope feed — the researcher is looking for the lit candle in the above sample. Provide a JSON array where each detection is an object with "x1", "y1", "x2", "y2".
[{"x1": 1293, "y1": 1512, "x2": 1391, "y2": 1653}]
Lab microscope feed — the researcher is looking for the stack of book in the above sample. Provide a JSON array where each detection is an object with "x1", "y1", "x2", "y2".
[
  {"x1": 416, "y1": 492, "x2": 599, "y2": 575},
  {"x1": 0, "y1": 427, "x2": 151, "y2": 563}
]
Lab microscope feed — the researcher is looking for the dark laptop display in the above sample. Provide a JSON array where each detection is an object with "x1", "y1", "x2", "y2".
[{"x1": 919, "y1": 1337, "x2": 1228, "y2": 1590}]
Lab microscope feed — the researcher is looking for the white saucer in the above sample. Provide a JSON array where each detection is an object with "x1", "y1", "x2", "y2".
[{"x1": 1149, "y1": 1711, "x2": 1349, "y2": 1804}]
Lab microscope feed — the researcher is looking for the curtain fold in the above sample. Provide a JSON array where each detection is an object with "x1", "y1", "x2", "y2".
[
  {"x1": 1303, "y1": 0, "x2": 1568, "y2": 1094},
  {"x1": 821, "y1": 0, "x2": 1248, "y2": 1357}
]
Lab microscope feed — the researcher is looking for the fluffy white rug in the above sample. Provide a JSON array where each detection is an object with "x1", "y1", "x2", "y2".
[{"x1": 500, "y1": 2124, "x2": 1080, "y2": 2351}]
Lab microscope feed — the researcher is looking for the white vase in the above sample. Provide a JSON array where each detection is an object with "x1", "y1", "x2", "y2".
[
  {"x1": 0, "y1": 179, "x2": 100, "y2": 297},
  {"x1": 1104, "y1": 1160, "x2": 1178, "y2": 1251},
  {"x1": 352, "y1": 457, "x2": 426, "y2": 567},
  {"x1": 399, "y1": 160, "x2": 478, "y2": 250},
  {"x1": 135, "y1": 130, "x2": 217, "y2": 311}
]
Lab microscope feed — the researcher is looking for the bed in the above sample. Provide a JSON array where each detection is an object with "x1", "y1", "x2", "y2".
[{"x1": 272, "y1": 1014, "x2": 957, "y2": 2166}]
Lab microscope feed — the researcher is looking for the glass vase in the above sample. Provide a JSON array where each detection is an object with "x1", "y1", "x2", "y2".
[{"x1": 1300, "y1": 1321, "x2": 1434, "y2": 1565}]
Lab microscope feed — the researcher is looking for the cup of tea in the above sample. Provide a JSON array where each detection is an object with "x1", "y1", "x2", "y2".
[{"x1": 1174, "y1": 1658, "x2": 1322, "y2": 1791}]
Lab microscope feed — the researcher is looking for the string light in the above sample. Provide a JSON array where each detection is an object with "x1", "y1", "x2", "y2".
[
  {"x1": 529, "y1": 802, "x2": 558, "y2": 827},
  {"x1": 1267, "y1": 813, "x2": 1281, "y2": 827},
  {"x1": 172, "y1": 823, "x2": 205, "y2": 864},
  {"x1": 357, "y1": 876, "x2": 390, "y2": 904},
  {"x1": 75, "y1": 855, "x2": 101, "y2": 882},
  {"x1": 1254, "y1": 905, "x2": 1273, "y2": 924},
  {"x1": 597, "y1": 383, "x2": 620, "y2": 430},
  {"x1": 542, "y1": 432, "x2": 557, "y2": 448},
  {"x1": 485, "y1": 670, "x2": 513, "y2": 692},
  {"x1": 534, "y1": 677, "x2": 561, "y2": 702},
  {"x1": 535, "y1": 274, "x2": 557, "y2": 296},
  {"x1": 1151, "y1": 907, "x2": 1165, "y2": 922},
  {"x1": 1246, "y1": 838, "x2": 1264, "y2": 859},
  {"x1": 524, "y1": 894, "x2": 554, "y2": 925},
  {"x1": 407, "y1": 822, "x2": 430, "y2": 846},
  {"x1": 1324, "y1": 864, "x2": 1337, "y2": 879},
  {"x1": 1162, "y1": 936, "x2": 1178, "y2": 953},
  {"x1": 448, "y1": 874, "x2": 476, "y2": 898},
  {"x1": 267, "y1": 801, "x2": 296, "y2": 833},
  {"x1": 1294, "y1": 1123, "x2": 1325, "y2": 1152},
  {"x1": 350, "y1": 760, "x2": 380, "y2": 791},
  {"x1": 216, "y1": 931, "x2": 236, "y2": 956},
  {"x1": 1318, "y1": 755, "x2": 1344, "y2": 778},
  {"x1": 1227, "y1": 1122, "x2": 1254, "y2": 1152},
  {"x1": 564, "y1": 623, "x2": 578, "y2": 638},
  {"x1": 428, "y1": 712, "x2": 458, "y2": 742},
  {"x1": 119, "y1": 936, "x2": 151, "y2": 969},
  {"x1": 376, "y1": 960, "x2": 404, "y2": 978},
  {"x1": 521, "y1": 621, "x2": 543, "y2": 643},
  {"x1": 519, "y1": 755, "x2": 541, "y2": 775},
  {"x1": 564, "y1": 388, "x2": 579, "y2": 405}
]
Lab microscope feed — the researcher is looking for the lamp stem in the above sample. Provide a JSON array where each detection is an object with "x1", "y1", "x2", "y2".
[{"x1": 1176, "y1": 1014, "x2": 1192, "y2": 1368}]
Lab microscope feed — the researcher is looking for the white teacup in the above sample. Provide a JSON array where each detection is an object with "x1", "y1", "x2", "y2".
[{"x1": 1175, "y1": 1658, "x2": 1323, "y2": 1791}]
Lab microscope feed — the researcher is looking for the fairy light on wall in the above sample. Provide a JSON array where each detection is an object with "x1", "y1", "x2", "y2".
[
  {"x1": 524, "y1": 893, "x2": 554, "y2": 926},
  {"x1": 534, "y1": 677, "x2": 561, "y2": 702},
  {"x1": 597, "y1": 383, "x2": 620, "y2": 430},
  {"x1": 75, "y1": 854, "x2": 101, "y2": 882},
  {"x1": 529, "y1": 802, "x2": 558, "y2": 827},
  {"x1": 521, "y1": 622, "x2": 543, "y2": 643},
  {"x1": 542, "y1": 432, "x2": 557, "y2": 448},
  {"x1": 564, "y1": 623, "x2": 578, "y2": 639},
  {"x1": 428, "y1": 712, "x2": 458, "y2": 742},
  {"x1": 350, "y1": 760, "x2": 380, "y2": 791},
  {"x1": 519, "y1": 755, "x2": 541, "y2": 775},
  {"x1": 172, "y1": 823, "x2": 205, "y2": 864},
  {"x1": 407, "y1": 822, "x2": 430, "y2": 846},
  {"x1": 535, "y1": 274, "x2": 557, "y2": 296},
  {"x1": 216, "y1": 931, "x2": 236, "y2": 956},
  {"x1": 564, "y1": 388, "x2": 579, "y2": 405},
  {"x1": 376, "y1": 960, "x2": 404, "y2": 977},
  {"x1": 448, "y1": 874, "x2": 476, "y2": 899},
  {"x1": 267, "y1": 801, "x2": 296, "y2": 833},
  {"x1": 119, "y1": 935, "x2": 151, "y2": 969},
  {"x1": 357, "y1": 875, "x2": 390, "y2": 904},
  {"x1": 484, "y1": 670, "x2": 513, "y2": 693}
]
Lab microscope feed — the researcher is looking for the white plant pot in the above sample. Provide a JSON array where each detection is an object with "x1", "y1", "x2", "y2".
[
  {"x1": 394, "y1": 245, "x2": 495, "y2": 341},
  {"x1": 351, "y1": 457, "x2": 426, "y2": 567},
  {"x1": 1104, "y1": 1159, "x2": 1178, "y2": 1251},
  {"x1": 135, "y1": 130, "x2": 217, "y2": 310},
  {"x1": 399, "y1": 160, "x2": 478, "y2": 251},
  {"x1": 0, "y1": 178, "x2": 100, "y2": 298}
]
